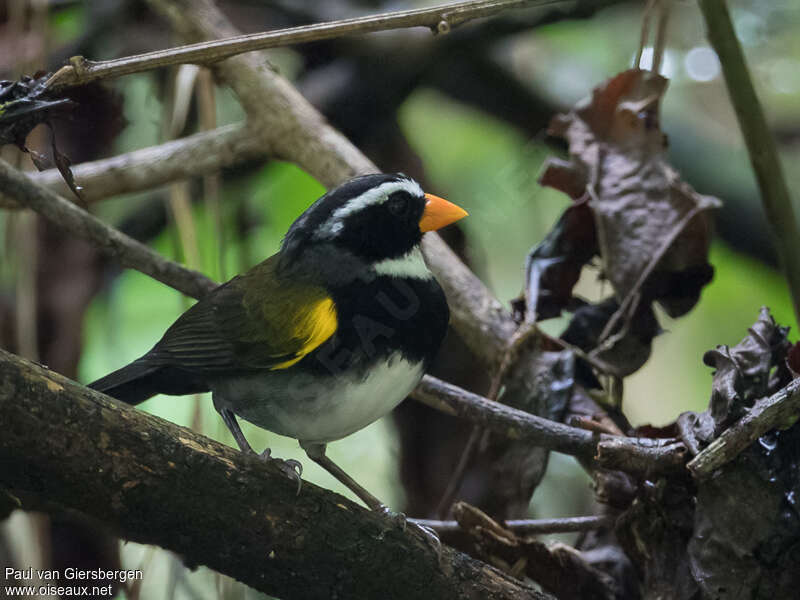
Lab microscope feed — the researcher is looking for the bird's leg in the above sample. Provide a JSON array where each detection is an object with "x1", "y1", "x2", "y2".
[
  {"x1": 301, "y1": 442, "x2": 441, "y2": 554},
  {"x1": 301, "y1": 442, "x2": 386, "y2": 511},
  {"x1": 216, "y1": 404, "x2": 303, "y2": 493},
  {"x1": 218, "y1": 406, "x2": 255, "y2": 453}
]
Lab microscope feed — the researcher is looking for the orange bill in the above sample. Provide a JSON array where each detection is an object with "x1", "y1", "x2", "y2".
[{"x1": 419, "y1": 193, "x2": 469, "y2": 232}]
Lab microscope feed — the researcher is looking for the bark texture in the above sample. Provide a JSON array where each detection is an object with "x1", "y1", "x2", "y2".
[{"x1": 0, "y1": 349, "x2": 546, "y2": 600}]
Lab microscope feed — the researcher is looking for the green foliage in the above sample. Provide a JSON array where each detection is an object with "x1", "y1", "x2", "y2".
[{"x1": 49, "y1": 4, "x2": 85, "y2": 46}]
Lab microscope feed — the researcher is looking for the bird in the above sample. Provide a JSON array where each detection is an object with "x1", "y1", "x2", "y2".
[{"x1": 89, "y1": 172, "x2": 467, "y2": 519}]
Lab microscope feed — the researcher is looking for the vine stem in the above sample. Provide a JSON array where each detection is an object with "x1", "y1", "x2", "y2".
[
  {"x1": 45, "y1": 0, "x2": 541, "y2": 90},
  {"x1": 698, "y1": 0, "x2": 800, "y2": 327}
]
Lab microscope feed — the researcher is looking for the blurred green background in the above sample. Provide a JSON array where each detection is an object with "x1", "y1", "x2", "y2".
[{"x1": 3, "y1": 0, "x2": 800, "y2": 598}]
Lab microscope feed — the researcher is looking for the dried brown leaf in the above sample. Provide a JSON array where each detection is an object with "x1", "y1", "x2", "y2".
[
  {"x1": 541, "y1": 69, "x2": 721, "y2": 317},
  {"x1": 561, "y1": 297, "x2": 661, "y2": 379},
  {"x1": 515, "y1": 202, "x2": 597, "y2": 323},
  {"x1": 703, "y1": 307, "x2": 791, "y2": 433}
]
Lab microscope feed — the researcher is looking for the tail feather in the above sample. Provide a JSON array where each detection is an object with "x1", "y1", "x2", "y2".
[{"x1": 88, "y1": 359, "x2": 163, "y2": 405}]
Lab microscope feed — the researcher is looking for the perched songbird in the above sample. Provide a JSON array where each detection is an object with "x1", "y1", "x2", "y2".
[{"x1": 89, "y1": 173, "x2": 467, "y2": 515}]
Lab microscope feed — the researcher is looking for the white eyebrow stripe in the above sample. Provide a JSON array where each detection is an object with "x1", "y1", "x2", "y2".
[
  {"x1": 373, "y1": 247, "x2": 433, "y2": 280},
  {"x1": 315, "y1": 179, "x2": 424, "y2": 240}
]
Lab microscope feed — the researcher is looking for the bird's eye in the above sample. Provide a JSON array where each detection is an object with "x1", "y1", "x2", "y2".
[{"x1": 387, "y1": 191, "x2": 409, "y2": 216}]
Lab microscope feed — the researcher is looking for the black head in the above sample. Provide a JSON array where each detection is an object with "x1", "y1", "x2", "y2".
[{"x1": 280, "y1": 173, "x2": 429, "y2": 265}]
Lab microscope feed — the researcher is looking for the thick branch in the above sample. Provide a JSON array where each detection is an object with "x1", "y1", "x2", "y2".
[
  {"x1": 0, "y1": 157, "x2": 216, "y2": 299},
  {"x1": 0, "y1": 124, "x2": 264, "y2": 208},
  {"x1": 45, "y1": 0, "x2": 539, "y2": 89},
  {"x1": 698, "y1": 0, "x2": 800, "y2": 326},
  {"x1": 413, "y1": 375, "x2": 688, "y2": 475},
  {"x1": 0, "y1": 349, "x2": 545, "y2": 600},
  {"x1": 687, "y1": 377, "x2": 800, "y2": 479}
]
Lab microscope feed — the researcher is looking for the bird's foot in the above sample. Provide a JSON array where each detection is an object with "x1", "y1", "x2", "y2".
[
  {"x1": 257, "y1": 448, "x2": 303, "y2": 495},
  {"x1": 374, "y1": 504, "x2": 442, "y2": 557},
  {"x1": 374, "y1": 503, "x2": 408, "y2": 530},
  {"x1": 408, "y1": 521, "x2": 442, "y2": 558}
]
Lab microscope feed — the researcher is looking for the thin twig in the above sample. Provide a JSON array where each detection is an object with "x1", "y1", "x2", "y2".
[
  {"x1": 411, "y1": 514, "x2": 614, "y2": 535},
  {"x1": 0, "y1": 124, "x2": 264, "y2": 208},
  {"x1": 634, "y1": 0, "x2": 656, "y2": 68},
  {"x1": 435, "y1": 322, "x2": 538, "y2": 517},
  {"x1": 13, "y1": 212, "x2": 39, "y2": 362},
  {"x1": 435, "y1": 427, "x2": 482, "y2": 518},
  {"x1": 196, "y1": 68, "x2": 226, "y2": 281},
  {"x1": 650, "y1": 0, "x2": 670, "y2": 74},
  {"x1": 698, "y1": 0, "x2": 800, "y2": 327},
  {"x1": 545, "y1": 332, "x2": 623, "y2": 378},
  {"x1": 687, "y1": 377, "x2": 800, "y2": 479},
  {"x1": 412, "y1": 375, "x2": 687, "y2": 475},
  {"x1": 165, "y1": 65, "x2": 203, "y2": 272},
  {"x1": 45, "y1": 0, "x2": 541, "y2": 90},
  {"x1": 569, "y1": 415, "x2": 623, "y2": 436},
  {"x1": 0, "y1": 157, "x2": 217, "y2": 300},
  {"x1": 597, "y1": 204, "x2": 704, "y2": 345}
]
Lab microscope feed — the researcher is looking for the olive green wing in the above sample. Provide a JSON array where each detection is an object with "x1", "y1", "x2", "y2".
[{"x1": 146, "y1": 255, "x2": 337, "y2": 372}]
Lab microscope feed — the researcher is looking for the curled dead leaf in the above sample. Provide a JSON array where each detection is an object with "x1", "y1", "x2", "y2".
[{"x1": 539, "y1": 68, "x2": 720, "y2": 317}]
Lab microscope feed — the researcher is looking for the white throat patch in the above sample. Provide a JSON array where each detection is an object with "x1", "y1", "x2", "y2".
[
  {"x1": 315, "y1": 178, "x2": 424, "y2": 240},
  {"x1": 373, "y1": 246, "x2": 432, "y2": 280}
]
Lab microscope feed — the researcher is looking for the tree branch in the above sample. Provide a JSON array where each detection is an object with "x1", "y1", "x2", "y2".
[
  {"x1": 412, "y1": 514, "x2": 614, "y2": 534},
  {"x1": 686, "y1": 377, "x2": 800, "y2": 479},
  {"x1": 45, "y1": 0, "x2": 543, "y2": 90},
  {"x1": 145, "y1": 0, "x2": 516, "y2": 369},
  {"x1": 4, "y1": 136, "x2": 515, "y2": 369},
  {"x1": 0, "y1": 349, "x2": 547, "y2": 600},
  {"x1": 0, "y1": 124, "x2": 264, "y2": 208},
  {"x1": 413, "y1": 375, "x2": 688, "y2": 475},
  {"x1": 0, "y1": 157, "x2": 216, "y2": 299},
  {"x1": 698, "y1": 0, "x2": 800, "y2": 327}
]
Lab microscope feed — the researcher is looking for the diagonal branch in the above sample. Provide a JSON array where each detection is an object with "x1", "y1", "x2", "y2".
[
  {"x1": 0, "y1": 349, "x2": 546, "y2": 600},
  {"x1": 698, "y1": 0, "x2": 800, "y2": 326},
  {"x1": 0, "y1": 157, "x2": 216, "y2": 299},
  {"x1": 45, "y1": 0, "x2": 542, "y2": 90},
  {"x1": 146, "y1": 0, "x2": 517, "y2": 369},
  {"x1": 687, "y1": 377, "x2": 800, "y2": 479},
  {"x1": 413, "y1": 375, "x2": 688, "y2": 475}
]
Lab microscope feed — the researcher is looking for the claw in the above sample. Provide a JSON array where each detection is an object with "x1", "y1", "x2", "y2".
[
  {"x1": 284, "y1": 458, "x2": 303, "y2": 479},
  {"x1": 373, "y1": 504, "x2": 406, "y2": 530},
  {"x1": 257, "y1": 448, "x2": 303, "y2": 495},
  {"x1": 277, "y1": 460, "x2": 303, "y2": 496},
  {"x1": 374, "y1": 506, "x2": 442, "y2": 559},
  {"x1": 409, "y1": 521, "x2": 442, "y2": 559}
]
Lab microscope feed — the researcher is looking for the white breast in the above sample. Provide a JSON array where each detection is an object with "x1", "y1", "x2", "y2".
[
  {"x1": 302, "y1": 354, "x2": 424, "y2": 443},
  {"x1": 215, "y1": 353, "x2": 425, "y2": 445}
]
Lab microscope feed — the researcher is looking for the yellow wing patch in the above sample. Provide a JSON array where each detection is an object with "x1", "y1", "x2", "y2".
[{"x1": 270, "y1": 297, "x2": 337, "y2": 370}]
